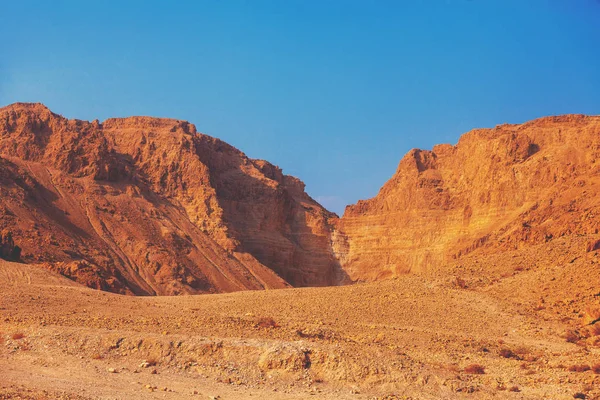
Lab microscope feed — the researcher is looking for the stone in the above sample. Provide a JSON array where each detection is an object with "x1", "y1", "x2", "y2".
[
  {"x1": 335, "y1": 115, "x2": 600, "y2": 281},
  {"x1": 0, "y1": 103, "x2": 341, "y2": 295}
]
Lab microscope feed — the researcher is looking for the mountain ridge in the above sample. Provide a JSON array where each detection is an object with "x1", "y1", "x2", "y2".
[
  {"x1": 336, "y1": 112, "x2": 600, "y2": 281},
  {"x1": 2, "y1": 102, "x2": 599, "y2": 294},
  {"x1": 0, "y1": 102, "x2": 344, "y2": 294}
]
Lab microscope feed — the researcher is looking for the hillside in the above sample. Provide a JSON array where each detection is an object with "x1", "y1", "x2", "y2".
[
  {"x1": 3, "y1": 106, "x2": 600, "y2": 399},
  {"x1": 336, "y1": 114, "x2": 600, "y2": 281},
  {"x1": 2, "y1": 103, "x2": 600, "y2": 294},
  {"x1": 0, "y1": 103, "x2": 342, "y2": 295}
]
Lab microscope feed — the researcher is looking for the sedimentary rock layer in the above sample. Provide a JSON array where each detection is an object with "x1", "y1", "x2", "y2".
[
  {"x1": 336, "y1": 115, "x2": 600, "y2": 281},
  {"x1": 0, "y1": 103, "x2": 342, "y2": 294}
]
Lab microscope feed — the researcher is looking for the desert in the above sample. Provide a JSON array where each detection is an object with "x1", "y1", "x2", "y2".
[{"x1": 2, "y1": 103, "x2": 600, "y2": 399}]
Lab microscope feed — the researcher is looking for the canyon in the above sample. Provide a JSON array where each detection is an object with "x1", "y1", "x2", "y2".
[
  {"x1": 2, "y1": 103, "x2": 600, "y2": 399},
  {"x1": 1, "y1": 103, "x2": 599, "y2": 294}
]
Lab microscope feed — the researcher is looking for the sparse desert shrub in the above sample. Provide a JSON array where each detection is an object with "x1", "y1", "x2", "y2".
[
  {"x1": 592, "y1": 363, "x2": 600, "y2": 374},
  {"x1": 464, "y1": 364, "x2": 485, "y2": 374},
  {"x1": 509, "y1": 386, "x2": 521, "y2": 392},
  {"x1": 256, "y1": 317, "x2": 279, "y2": 329},
  {"x1": 454, "y1": 277, "x2": 468, "y2": 289},
  {"x1": 513, "y1": 346, "x2": 538, "y2": 362},
  {"x1": 11, "y1": 332, "x2": 25, "y2": 340},
  {"x1": 573, "y1": 393, "x2": 586, "y2": 399},
  {"x1": 499, "y1": 348, "x2": 517, "y2": 359},
  {"x1": 500, "y1": 346, "x2": 533, "y2": 360},
  {"x1": 145, "y1": 356, "x2": 158, "y2": 367},
  {"x1": 565, "y1": 330, "x2": 581, "y2": 343},
  {"x1": 568, "y1": 364, "x2": 590, "y2": 373}
]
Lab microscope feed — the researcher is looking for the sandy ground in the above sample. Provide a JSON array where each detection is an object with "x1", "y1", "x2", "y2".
[{"x1": 2, "y1": 237, "x2": 600, "y2": 400}]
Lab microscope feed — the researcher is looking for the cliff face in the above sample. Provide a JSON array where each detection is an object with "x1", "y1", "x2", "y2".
[
  {"x1": 336, "y1": 115, "x2": 600, "y2": 281},
  {"x1": 0, "y1": 103, "x2": 341, "y2": 294},
  {"x1": 4, "y1": 102, "x2": 599, "y2": 292}
]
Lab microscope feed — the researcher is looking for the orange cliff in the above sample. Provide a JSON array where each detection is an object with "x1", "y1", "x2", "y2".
[
  {"x1": 334, "y1": 114, "x2": 600, "y2": 281},
  {"x1": 0, "y1": 103, "x2": 344, "y2": 294},
  {"x1": 2, "y1": 102, "x2": 599, "y2": 294}
]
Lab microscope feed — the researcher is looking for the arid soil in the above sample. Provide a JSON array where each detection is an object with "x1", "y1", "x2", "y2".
[{"x1": 3, "y1": 232, "x2": 600, "y2": 399}]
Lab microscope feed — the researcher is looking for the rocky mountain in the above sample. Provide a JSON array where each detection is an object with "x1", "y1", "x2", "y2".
[
  {"x1": 2, "y1": 103, "x2": 599, "y2": 294},
  {"x1": 0, "y1": 103, "x2": 343, "y2": 295},
  {"x1": 335, "y1": 114, "x2": 600, "y2": 281}
]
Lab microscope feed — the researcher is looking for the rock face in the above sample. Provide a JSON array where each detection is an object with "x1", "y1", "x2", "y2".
[
  {"x1": 0, "y1": 230, "x2": 21, "y2": 261},
  {"x1": 3, "y1": 102, "x2": 599, "y2": 292},
  {"x1": 0, "y1": 103, "x2": 342, "y2": 294},
  {"x1": 336, "y1": 115, "x2": 600, "y2": 281}
]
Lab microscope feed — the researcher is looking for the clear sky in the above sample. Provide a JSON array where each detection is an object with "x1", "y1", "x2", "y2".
[{"x1": 1, "y1": 1, "x2": 599, "y2": 215}]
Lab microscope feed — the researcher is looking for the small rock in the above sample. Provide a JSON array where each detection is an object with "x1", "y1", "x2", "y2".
[
  {"x1": 107, "y1": 367, "x2": 117, "y2": 373},
  {"x1": 150, "y1": 368, "x2": 157, "y2": 374}
]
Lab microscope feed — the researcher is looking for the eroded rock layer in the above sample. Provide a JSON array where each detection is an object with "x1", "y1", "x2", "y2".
[
  {"x1": 336, "y1": 115, "x2": 600, "y2": 281},
  {"x1": 3, "y1": 102, "x2": 599, "y2": 292},
  {"x1": 0, "y1": 103, "x2": 341, "y2": 294}
]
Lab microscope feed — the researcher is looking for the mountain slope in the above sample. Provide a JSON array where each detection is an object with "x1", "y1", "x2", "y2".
[
  {"x1": 0, "y1": 103, "x2": 342, "y2": 294},
  {"x1": 3, "y1": 103, "x2": 599, "y2": 293},
  {"x1": 336, "y1": 114, "x2": 600, "y2": 281}
]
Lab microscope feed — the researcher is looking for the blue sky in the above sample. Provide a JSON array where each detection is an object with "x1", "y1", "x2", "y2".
[{"x1": 1, "y1": 0, "x2": 599, "y2": 214}]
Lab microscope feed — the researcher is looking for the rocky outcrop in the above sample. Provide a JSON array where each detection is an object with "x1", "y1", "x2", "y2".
[
  {"x1": 4, "y1": 102, "x2": 599, "y2": 292},
  {"x1": 336, "y1": 115, "x2": 600, "y2": 281},
  {"x1": 0, "y1": 103, "x2": 342, "y2": 294},
  {"x1": 0, "y1": 230, "x2": 21, "y2": 261}
]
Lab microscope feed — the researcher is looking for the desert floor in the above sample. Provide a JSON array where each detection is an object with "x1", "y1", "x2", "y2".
[{"x1": 2, "y1": 237, "x2": 600, "y2": 399}]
